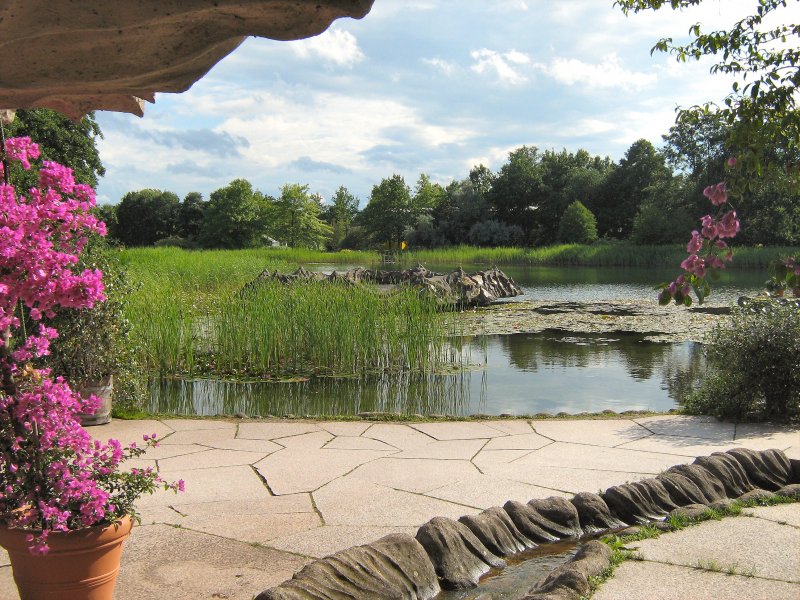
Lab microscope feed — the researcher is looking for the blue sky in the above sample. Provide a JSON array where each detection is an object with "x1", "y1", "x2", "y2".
[{"x1": 94, "y1": 0, "x2": 794, "y2": 207}]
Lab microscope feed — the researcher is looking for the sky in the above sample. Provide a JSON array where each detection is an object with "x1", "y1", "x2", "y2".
[{"x1": 93, "y1": 0, "x2": 796, "y2": 207}]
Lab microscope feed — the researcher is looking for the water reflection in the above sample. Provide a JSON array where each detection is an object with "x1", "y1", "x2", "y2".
[{"x1": 149, "y1": 332, "x2": 705, "y2": 417}]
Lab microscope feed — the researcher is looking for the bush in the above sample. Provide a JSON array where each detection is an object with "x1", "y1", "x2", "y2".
[
  {"x1": 684, "y1": 303, "x2": 800, "y2": 420},
  {"x1": 558, "y1": 201, "x2": 598, "y2": 244},
  {"x1": 467, "y1": 220, "x2": 524, "y2": 247},
  {"x1": 41, "y1": 236, "x2": 141, "y2": 411}
]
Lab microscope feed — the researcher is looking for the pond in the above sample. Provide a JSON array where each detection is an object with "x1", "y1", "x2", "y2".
[
  {"x1": 148, "y1": 265, "x2": 757, "y2": 417},
  {"x1": 311, "y1": 263, "x2": 766, "y2": 304},
  {"x1": 147, "y1": 331, "x2": 706, "y2": 417}
]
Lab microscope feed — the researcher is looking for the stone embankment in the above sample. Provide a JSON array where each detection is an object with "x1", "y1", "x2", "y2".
[{"x1": 256, "y1": 448, "x2": 799, "y2": 600}]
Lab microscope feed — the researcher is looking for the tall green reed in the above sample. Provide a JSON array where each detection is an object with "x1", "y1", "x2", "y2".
[{"x1": 122, "y1": 248, "x2": 456, "y2": 379}]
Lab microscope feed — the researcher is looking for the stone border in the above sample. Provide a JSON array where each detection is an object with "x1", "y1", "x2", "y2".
[{"x1": 255, "y1": 448, "x2": 800, "y2": 600}]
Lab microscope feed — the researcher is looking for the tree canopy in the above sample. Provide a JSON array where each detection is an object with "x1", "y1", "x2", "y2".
[
  {"x1": 200, "y1": 179, "x2": 269, "y2": 249},
  {"x1": 272, "y1": 184, "x2": 333, "y2": 249},
  {"x1": 615, "y1": 0, "x2": 800, "y2": 181},
  {"x1": 5, "y1": 109, "x2": 104, "y2": 190}
]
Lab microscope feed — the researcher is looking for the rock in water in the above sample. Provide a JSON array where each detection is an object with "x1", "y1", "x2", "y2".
[{"x1": 243, "y1": 264, "x2": 523, "y2": 308}]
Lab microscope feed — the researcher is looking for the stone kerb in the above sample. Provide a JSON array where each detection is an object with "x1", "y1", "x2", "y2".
[{"x1": 255, "y1": 448, "x2": 800, "y2": 600}]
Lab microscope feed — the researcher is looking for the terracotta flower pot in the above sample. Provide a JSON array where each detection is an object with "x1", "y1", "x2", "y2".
[{"x1": 0, "y1": 516, "x2": 132, "y2": 600}]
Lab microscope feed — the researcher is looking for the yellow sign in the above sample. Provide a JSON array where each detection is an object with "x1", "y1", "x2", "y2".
[{"x1": 401, "y1": 241, "x2": 407, "y2": 250}]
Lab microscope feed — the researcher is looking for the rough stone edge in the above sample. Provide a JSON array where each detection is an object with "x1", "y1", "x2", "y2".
[{"x1": 256, "y1": 448, "x2": 799, "y2": 599}]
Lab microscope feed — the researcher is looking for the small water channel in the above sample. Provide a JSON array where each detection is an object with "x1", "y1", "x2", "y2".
[{"x1": 435, "y1": 541, "x2": 578, "y2": 600}]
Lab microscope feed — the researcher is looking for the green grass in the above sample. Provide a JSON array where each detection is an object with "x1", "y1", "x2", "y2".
[{"x1": 121, "y1": 247, "x2": 455, "y2": 379}]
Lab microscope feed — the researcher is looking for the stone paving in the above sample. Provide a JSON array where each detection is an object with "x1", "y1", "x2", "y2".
[
  {"x1": 0, "y1": 416, "x2": 797, "y2": 599},
  {"x1": 593, "y1": 504, "x2": 800, "y2": 600}
]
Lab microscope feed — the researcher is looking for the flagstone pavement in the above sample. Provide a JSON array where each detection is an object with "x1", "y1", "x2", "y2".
[{"x1": 0, "y1": 416, "x2": 797, "y2": 599}]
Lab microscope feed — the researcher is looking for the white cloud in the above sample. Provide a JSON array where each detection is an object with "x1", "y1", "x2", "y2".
[
  {"x1": 499, "y1": 0, "x2": 528, "y2": 11},
  {"x1": 219, "y1": 91, "x2": 473, "y2": 170},
  {"x1": 535, "y1": 53, "x2": 657, "y2": 91},
  {"x1": 465, "y1": 146, "x2": 520, "y2": 172},
  {"x1": 423, "y1": 57, "x2": 457, "y2": 76},
  {"x1": 289, "y1": 28, "x2": 364, "y2": 67},
  {"x1": 470, "y1": 48, "x2": 532, "y2": 85}
]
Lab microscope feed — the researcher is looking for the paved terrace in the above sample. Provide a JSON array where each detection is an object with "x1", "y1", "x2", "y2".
[{"x1": 0, "y1": 415, "x2": 797, "y2": 599}]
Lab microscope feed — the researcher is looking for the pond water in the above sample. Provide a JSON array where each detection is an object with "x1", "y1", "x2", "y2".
[
  {"x1": 148, "y1": 264, "x2": 756, "y2": 417},
  {"x1": 147, "y1": 331, "x2": 706, "y2": 417},
  {"x1": 312, "y1": 263, "x2": 766, "y2": 304}
]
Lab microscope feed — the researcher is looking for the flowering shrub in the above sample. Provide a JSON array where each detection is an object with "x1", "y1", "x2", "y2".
[
  {"x1": 657, "y1": 160, "x2": 741, "y2": 306},
  {"x1": 0, "y1": 136, "x2": 182, "y2": 554}
]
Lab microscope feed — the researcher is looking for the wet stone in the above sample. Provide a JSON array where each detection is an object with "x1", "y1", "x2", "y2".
[
  {"x1": 458, "y1": 506, "x2": 537, "y2": 558},
  {"x1": 664, "y1": 463, "x2": 728, "y2": 503},
  {"x1": 415, "y1": 517, "x2": 505, "y2": 590},
  {"x1": 776, "y1": 483, "x2": 800, "y2": 499},
  {"x1": 692, "y1": 453, "x2": 754, "y2": 499},
  {"x1": 522, "y1": 540, "x2": 612, "y2": 600},
  {"x1": 526, "y1": 497, "x2": 582, "y2": 539},
  {"x1": 255, "y1": 533, "x2": 439, "y2": 600},
  {"x1": 737, "y1": 488, "x2": 774, "y2": 503},
  {"x1": 503, "y1": 501, "x2": 561, "y2": 544},
  {"x1": 669, "y1": 504, "x2": 710, "y2": 521},
  {"x1": 726, "y1": 448, "x2": 792, "y2": 491},
  {"x1": 570, "y1": 492, "x2": 626, "y2": 534}
]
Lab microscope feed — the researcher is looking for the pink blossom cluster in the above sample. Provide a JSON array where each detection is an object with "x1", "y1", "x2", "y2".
[
  {"x1": 660, "y1": 174, "x2": 740, "y2": 305},
  {"x1": 0, "y1": 137, "x2": 182, "y2": 554},
  {"x1": 785, "y1": 256, "x2": 800, "y2": 277}
]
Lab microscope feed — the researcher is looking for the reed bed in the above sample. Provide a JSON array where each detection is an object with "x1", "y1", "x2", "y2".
[
  {"x1": 400, "y1": 243, "x2": 798, "y2": 269},
  {"x1": 121, "y1": 247, "x2": 454, "y2": 379}
]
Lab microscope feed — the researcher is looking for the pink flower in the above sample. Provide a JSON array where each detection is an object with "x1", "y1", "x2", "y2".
[
  {"x1": 717, "y1": 211, "x2": 740, "y2": 238},
  {"x1": 680, "y1": 254, "x2": 706, "y2": 278},
  {"x1": 0, "y1": 138, "x2": 182, "y2": 554},
  {"x1": 726, "y1": 157, "x2": 737, "y2": 168},
  {"x1": 686, "y1": 231, "x2": 703, "y2": 254},
  {"x1": 703, "y1": 182, "x2": 728, "y2": 206},
  {"x1": 700, "y1": 215, "x2": 718, "y2": 239}
]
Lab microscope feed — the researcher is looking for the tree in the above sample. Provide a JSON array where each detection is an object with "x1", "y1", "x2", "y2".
[
  {"x1": 534, "y1": 149, "x2": 611, "y2": 244},
  {"x1": 272, "y1": 184, "x2": 333, "y2": 249},
  {"x1": 630, "y1": 178, "x2": 696, "y2": 245},
  {"x1": 596, "y1": 139, "x2": 671, "y2": 238},
  {"x1": 115, "y1": 189, "x2": 180, "y2": 246},
  {"x1": 558, "y1": 201, "x2": 598, "y2": 244},
  {"x1": 200, "y1": 179, "x2": 269, "y2": 249},
  {"x1": 431, "y1": 178, "x2": 490, "y2": 245},
  {"x1": 662, "y1": 112, "x2": 800, "y2": 245},
  {"x1": 412, "y1": 173, "x2": 445, "y2": 214},
  {"x1": 327, "y1": 186, "x2": 359, "y2": 249},
  {"x1": 178, "y1": 192, "x2": 207, "y2": 243},
  {"x1": 488, "y1": 146, "x2": 543, "y2": 239},
  {"x1": 615, "y1": 0, "x2": 800, "y2": 181},
  {"x1": 469, "y1": 164, "x2": 495, "y2": 197},
  {"x1": 360, "y1": 174, "x2": 414, "y2": 248},
  {"x1": 5, "y1": 109, "x2": 105, "y2": 190}
]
